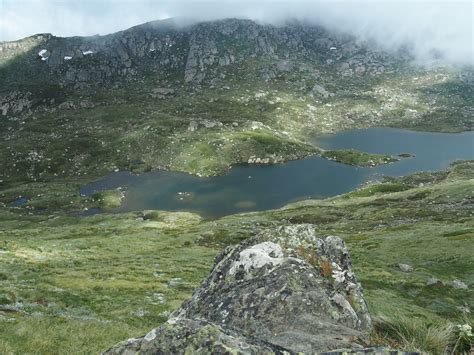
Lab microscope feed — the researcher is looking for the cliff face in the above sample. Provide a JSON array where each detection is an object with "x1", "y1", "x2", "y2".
[
  {"x1": 0, "y1": 19, "x2": 396, "y2": 87},
  {"x1": 105, "y1": 225, "x2": 376, "y2": 354},
  {"x1": 0, "y1": 18, "x2": 400, "y2": 115}
]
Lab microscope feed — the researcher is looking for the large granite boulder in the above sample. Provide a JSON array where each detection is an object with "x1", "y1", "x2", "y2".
[
  {"x1": 105, "y1": 224, "x2": 374, "y2": 354},
  {"x1": 105, "y1": 318, "x2": 287, "y2": 354}
]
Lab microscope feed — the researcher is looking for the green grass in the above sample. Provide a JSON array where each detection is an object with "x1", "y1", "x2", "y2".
[
  {"x1": 1, "y1": 22, "x2": 473, "y2": 353},
  {"x1": 322, "y1": 149, "x2": 398, "y2": 167},
  {"x1": 372, "y1": 316, "x2": 472, "y2": 354},
  {"x1": 0, "y1": 212, "x2": 218, "y2": 353},
  {"x1": 344, "y1": 183, "x2": 410, "y2": 198},
  {"x1": 92, "y1": 189, "x2": 124, "y2": 209},
  {"x1": 0, "y1": 161, "x2": 472, "y2": 353}
]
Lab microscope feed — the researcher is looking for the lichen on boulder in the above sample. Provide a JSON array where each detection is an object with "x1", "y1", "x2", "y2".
[{"x1": 104, "y1": 224, "x2": 374, "y2": 354}]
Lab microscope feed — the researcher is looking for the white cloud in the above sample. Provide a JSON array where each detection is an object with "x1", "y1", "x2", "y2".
[{"x1": 0, "y1": 0, "x2": 472, "y2": 65}]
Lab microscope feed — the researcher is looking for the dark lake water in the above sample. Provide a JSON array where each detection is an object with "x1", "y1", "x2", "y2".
[{"x1": 81, "y1": 128, "x2": 473, "y2": 218}]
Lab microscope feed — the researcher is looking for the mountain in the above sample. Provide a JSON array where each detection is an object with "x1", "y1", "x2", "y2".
[
  {"x1": 0, "y1": 18, "x2": 473, "y2": 354},
  {"x1": 1, "y1": 18, "x2": 407, "y2": 89},
  {"x1": 1, "y1": 18, "x2": 472, "y2": 185}
]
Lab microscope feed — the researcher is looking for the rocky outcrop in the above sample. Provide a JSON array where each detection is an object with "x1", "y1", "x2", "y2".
[
  {"x1": 105, "y1": 318, "x2": 287, "y2": 354},
  {"x1": 0, "y1": 18, "x2": 399, "y2": 90},
  {"x1": 0, "y1": 18, "x2": 420, "y2": 120},
  {"x1": 150, "y1": 87, "x2": 176, "y2": 99},
  {"x1": 0, "y1": 91, "x2": 33, "y2": 116},
  {"x1": 105, "y1": 224, "x2": 377, "y2": 354}
]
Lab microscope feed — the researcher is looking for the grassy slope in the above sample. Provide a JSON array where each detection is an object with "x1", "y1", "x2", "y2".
[
  {"x1": 1, "y1": 23, "x2": 472, "y2": 353},
  {"x1": 1, "y1": 57, "x2": 472, "y2": 189},
  {"x1": 0, "y1": 161, "x2": 472, "y2": 353}
]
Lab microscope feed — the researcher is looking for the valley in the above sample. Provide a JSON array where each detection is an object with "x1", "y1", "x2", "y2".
[{"x1": 0, "y1": 18, "x2": 472, "y2": 354}]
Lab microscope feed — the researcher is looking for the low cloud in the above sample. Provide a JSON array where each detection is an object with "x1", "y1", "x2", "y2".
[{"x1": 0, "y1": 0, "x2": 472, "y2": 66}]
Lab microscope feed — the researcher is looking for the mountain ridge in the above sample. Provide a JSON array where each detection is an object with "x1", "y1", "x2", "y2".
[
  {"x1": 0, "y1": 17, "x2": 409, "y2": 89},
  {"x1": 0, "y1": 17, "x2": 472, "y2": 354},
  {"x1": 0, "y1": 18, "x2": 472, "y2": 185}
]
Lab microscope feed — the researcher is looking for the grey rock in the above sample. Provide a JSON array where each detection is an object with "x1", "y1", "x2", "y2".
[
  {"x1": 58, "y1": 101, "x2": 76, "y2": 110},
  {"x1": 187, "y1": 121, "x2": 199, "y2": 132},
  {"x1": 427, "y1": 277, "x2": 444, "y2": 287},
  {"x1": 0, "y1": 18, "x2": 403, "y2": 94},
  {"x1": 150, "y1": 87, "x2": 176, "y2": 99},
  {"x1": 276, "y1": 60, "x2": 294, "y2": 72},
  {"x1": 396, "y1": 263, "x2": 413, "y2": 273},
  {"x1": 260, "y1": 67, "x2": 277, "y2": 80},
  {"x1": 79, "y1": 100, "x2": 95, "y2": 109},
  {"x1": 106, "y1": 225, "x2": 373, "y2": 353},
  {"x1": 313, "y1": 84, "x2": 333, "y2": 98},
  {"x1": 452, "y1": 279, "x2": 468, "y2": 289},
  {"x1": 0, "y1": 91, "x2": 33, "y2": 117},
  {"x1": 104, "y1": 318, "x2": 288, "y2": 354},
  {"x1": 167, "y1": 278, "x2": 183, "y2": 287}
]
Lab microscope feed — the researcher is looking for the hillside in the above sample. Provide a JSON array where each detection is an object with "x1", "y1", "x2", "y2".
[
  {"x1": 0, "y1": 161, "x2": 472, "y2": 353},
  {"x1": 0, "y1": 18, "x2": 472, "y2": 354},
  {"x1": 1, "y1": 19, "x2": 472, "y2": 188}
]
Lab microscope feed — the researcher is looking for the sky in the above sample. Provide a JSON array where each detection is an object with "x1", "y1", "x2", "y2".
[{"x1": 0, "y1": 0, "x2": 472, "y2": 65}]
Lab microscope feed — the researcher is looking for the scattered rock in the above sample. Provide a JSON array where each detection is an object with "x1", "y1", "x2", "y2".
[
  {"x1": 168, "y1": 278, "x2": 183, "y2": 287},
  {"x1": 276, "y1": 60, "x2": 294, "y2": 72},
  {"x1": 312, "y1": 84, "x2": 334, "y2": 98},
  {"x1": 150, "y1": 88, "x2": 176, "y2": 99},
  {"x1": 260, "y1": 67, "x2": 277, "y2": 80},
  {"x1": 0, "y1": 91, "x2": 33, "y2": 116},
  {"x1": 427, "y1": 278, "x2": 444, "y2": 287},
  {"x1": 187, "y1": 121, "x2": 199, "y2": 132},
  {"x1": 247, "y1": 156, "x2": 273, "y2": 164},
  {"x1": 452, "y1": 279, "x2": 468, "y2": 289},
  {"x1": 396, "y1": 263, "x2": 413, "y2": 273},
  {"x1": 186, "y1": 119, "x2": 222, "y2": 131}
]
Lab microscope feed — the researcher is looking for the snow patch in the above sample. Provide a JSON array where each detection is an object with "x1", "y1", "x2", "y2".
[
  {"x1": 82, "y1": 50, "x2": 94, "y2": 55},
  {"x1": 64, "y1": 56, "x2": 73, "y2": 61},
  {"x1": 38, "y1": 49, "x2": 49, "y2": 61}
]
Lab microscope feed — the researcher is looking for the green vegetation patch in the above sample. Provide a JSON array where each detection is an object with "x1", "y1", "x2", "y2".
[
  {"x1": 92, "y1": 189, "x2": 125, "y2": 209},
  {"x1": 0, "y1": 162, "x2": 472, "y2": 353},
  {"x1": 344, "y1": 183, "x2": 410, "y2": 198},
  {"x1": 322, "y1": 149, "x2": 398, "y2": 167}
]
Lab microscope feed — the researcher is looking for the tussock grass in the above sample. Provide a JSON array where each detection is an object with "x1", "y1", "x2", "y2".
[
  {"x1": 0, "y1": 162, "x2": 472, "y2": 353},
  {"x1": 372, "y1": 316, "x2": 473, "y2": 354}
]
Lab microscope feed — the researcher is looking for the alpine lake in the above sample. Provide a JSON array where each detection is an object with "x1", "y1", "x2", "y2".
[{"x1": 80, "y1": 128, "x2": 474, "y2": 218}]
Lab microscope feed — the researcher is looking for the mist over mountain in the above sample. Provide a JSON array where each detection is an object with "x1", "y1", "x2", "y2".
[
  {"x1": 1, "y1": 3, "x2": 473, "y2": 355},
  {"x1": 1, "y1": 0, "x2": 472, "y2": 66}
]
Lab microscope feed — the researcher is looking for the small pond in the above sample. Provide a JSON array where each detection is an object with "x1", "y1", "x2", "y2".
[{"x1": 81, "y1": 128, "x2": 473, "y2": 218}]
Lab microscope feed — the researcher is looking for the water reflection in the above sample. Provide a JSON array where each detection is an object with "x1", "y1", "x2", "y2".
[{"x1": 81, "y1": 128, "x2": 473, "y2": 217}]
